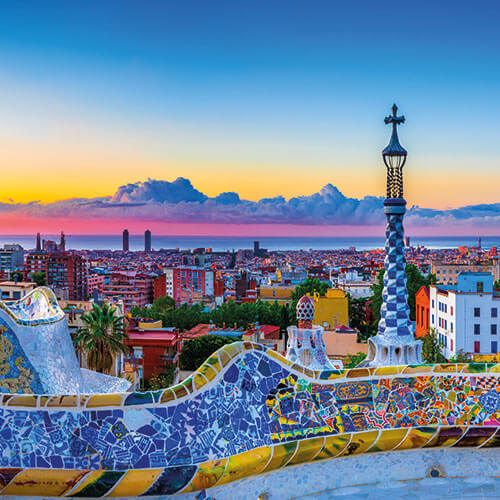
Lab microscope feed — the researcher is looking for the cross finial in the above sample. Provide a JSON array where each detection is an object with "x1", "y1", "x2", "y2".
[{"x1": 384, "y1": 103, "x2": 405, "y2": 126}]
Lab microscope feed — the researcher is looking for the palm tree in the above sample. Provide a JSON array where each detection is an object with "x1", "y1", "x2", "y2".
[{"x1": 74, "y1": 303, "x2": 128, "y2": 374}]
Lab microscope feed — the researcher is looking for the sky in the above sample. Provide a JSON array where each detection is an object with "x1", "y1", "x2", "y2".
[{"x1": 0, "y1": 1, "x2": 499, "y2": 235}]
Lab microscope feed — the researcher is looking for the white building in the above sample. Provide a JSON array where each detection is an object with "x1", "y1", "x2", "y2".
[
  {"x1": 164, "y1": 268, "x2": 174, "y2": 298},
  {"x1": 340, "y1": 281, "x2": 373, "y2": 299},
  {"x1": 429, "y1": 272, "x2": 500, "y2": 359}
]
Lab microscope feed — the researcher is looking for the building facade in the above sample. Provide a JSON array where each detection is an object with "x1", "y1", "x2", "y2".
[
  {"x1": 431, "y1": 260, "x2": 500, "y2": 285},
  {"x1": 0, "y1": 244, "x2": 24, "y2": 273},
  {"x1": 171, "y1": 266, "x2": 214, "y2": 304},
  {"x1": 102, "y1": 273, "x2": 154, "y2": 311},
  {"x1": 415, "y1": 286, "x2": 430, "y2": 338},
  {"x1": 429, "y1": 272, "x2": 500, "y2": 358}
]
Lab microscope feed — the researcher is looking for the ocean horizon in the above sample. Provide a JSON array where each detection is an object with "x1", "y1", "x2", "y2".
[{"x1": 0, "y1": 234, "x2": 495, "y2": 252}]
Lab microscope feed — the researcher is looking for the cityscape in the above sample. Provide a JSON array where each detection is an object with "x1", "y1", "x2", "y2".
[{"x1": 0, "y1": 2, "x2": 499, "y2": 499}]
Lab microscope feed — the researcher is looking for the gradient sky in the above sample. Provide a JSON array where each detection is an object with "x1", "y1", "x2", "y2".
[{"x1": 0, "y1": 1, "x2": 499, "y2": 234}]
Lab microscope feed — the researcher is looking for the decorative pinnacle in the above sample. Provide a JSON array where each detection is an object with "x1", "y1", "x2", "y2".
[{"x1": 382, "y1": 104, "x2": 407, "y2": 157}]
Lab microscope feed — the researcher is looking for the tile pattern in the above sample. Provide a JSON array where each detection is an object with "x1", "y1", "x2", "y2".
[
  {"x1": 379, "y1": 211, "x2": 411, "y2": 337},
  {"x1": 0, "y1": 343, "x2": 497, "y2": 497}
]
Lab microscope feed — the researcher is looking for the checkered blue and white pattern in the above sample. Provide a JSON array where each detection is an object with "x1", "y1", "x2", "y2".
[{"x1": 378, "y1": 212, "x2": 412, "y2": 337}]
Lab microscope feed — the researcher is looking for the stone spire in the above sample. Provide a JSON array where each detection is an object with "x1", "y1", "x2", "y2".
[{"x1": 362, "y1": 104, "x2": 422, "y2": 367}]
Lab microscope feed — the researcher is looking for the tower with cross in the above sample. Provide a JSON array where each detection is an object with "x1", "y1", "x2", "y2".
[{"x1": 362, "y1": 104, "x2": 422, "y2": 367}]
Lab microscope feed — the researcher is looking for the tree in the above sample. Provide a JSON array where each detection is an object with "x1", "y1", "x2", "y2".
[
  {"x1": 31, "y1": 272, "x2": 47, "y2": 287},
  {"x1": 494, "y1": 279, "x2": 500, "y2": 291},
  {"x1": 344, "y1": 352, "x2": 367, "y2": 368},
  {"x1": 74, "y1": 303, "x2": 128, "y2": 374},
  {"x1": 147, "y1": 364, "x2": 176, "y2": 390},
  {"x1": 179, "y1": 335, "x2": 238, "y2": 370},
  {"x1": 9, "y1": 270, "x2": 24, "y2": 282},
  {"x1": 371, "y1": 264, "x2": 436, "y2": 323},
  {"x1": 290, "y1": 277, "x2": 329, "y2": 314},
  {"x1": 421, "y1": 329, "x2": 446, "y2": 364}
]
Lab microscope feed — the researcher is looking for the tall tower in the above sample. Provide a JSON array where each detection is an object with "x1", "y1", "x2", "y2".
[
  {"x1": 145, "y1": 230, "x2": 152, "y2": 252},
  {"x1": 363, "y1": 104, "x2": 422, "y2": 366},
  {"x1": 59, "y1": 231, "x2": 66, "y2": 252},
  {"x1": 36, "y1": 232, "x2": 41, "y2": 251},
  {"x1": 122, "y1": 229, "x2": 129, "y2": 252}
]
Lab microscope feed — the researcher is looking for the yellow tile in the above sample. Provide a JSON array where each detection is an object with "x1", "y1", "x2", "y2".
[
  {"x1": 2, "y1": 469, "x2": 88, "y2": 497},
  {"x1": 488, "y1": 364, "x2": 500, "y2": 373},
  {"x1": 86, "y1": 393, "x2": 124, "y2": 408},
  {"x1": 346, "y1": 368, "x2": 371, "y2": 379},
  {"x1": 401, "y1": 365, "x2": 433, "y2": 374},
  {"x1": 288, "y1": 437, "x2": 324, "y2": 465},
  {"x1": 338, "y1": 430, "x2": 380, "y2": 457},
  {"x1": 218, "y1": 349, "x2": 232, "y2": 367},
  {"x1": 46, "y1": 395, "x2": 79, "y2": 407},
  {"x1": 6, "y1": 395, "x2": 38, "y2": 407},
  {"x1": 423, "y1": 426, "x2": 466, "y2": 448},
  {"x1": 193, "y1": 372, "x2": 209, "y2": 391},
  {"x1": 68, "y1": 470, "x2": 103, "y2": 496},
  {"x1": 395, "y1": 427, "x2": 438, "y2": 450},
  {"x1": 173, "y1": 384, "x2": 189, "y2": 399},
  {"x1": 374, "y1": 366, "x2": 400, "y2": 376},
  {"x1": 262, "y1": 442, "x2": 298, "y2": 472},
  {"x1": 432, "y1": 364, "x2": 458, "y2": 374},
  {"x1": 223, "y1": 342, "x2": 243, "y2": 360},
  {"x1": 106, "y1": 469, "x2": 163, "y2": 497},
  {"x1": 215, "y1": 446, "x2": 271, "y2": 486},
  {"x1": 160, "y1": 389, "x2": 175, "y2": 403},
  {"x1": 198, "y1": 364, "x2": 218, "y2": 382},
  {"x1": 181, "y1": 459, "x2": 228, "y2": 492},
  {"x1": 368, "y1": 428, "x2": 409, "y2": 452},
  {"x1": 315, "y1": 433, "x2": 350, "y2": 460}
]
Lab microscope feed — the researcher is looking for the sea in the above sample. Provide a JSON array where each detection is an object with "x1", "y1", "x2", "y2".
[{"x1": 0, "y1": 235, "x2": 497, "y2": 252}]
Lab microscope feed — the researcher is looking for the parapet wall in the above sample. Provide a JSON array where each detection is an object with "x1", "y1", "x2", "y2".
[{"x1": 0, "y1": 341, "x2": 498, "y2": 497}]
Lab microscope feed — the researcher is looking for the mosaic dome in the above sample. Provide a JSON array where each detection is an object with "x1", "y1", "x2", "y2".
[{"x1": 297, "y1": 295, "x2": 314, "y2": 328}]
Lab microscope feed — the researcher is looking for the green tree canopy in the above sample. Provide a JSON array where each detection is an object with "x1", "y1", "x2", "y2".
[
  {"x1": 31, "y1": 271, "x2": 47, "y2": 287},
  {"x1": 290, "y1": 277, "x2": 329, "y2": 313},
  {"x1": 9, "y1": 270, "x2": 24, "y2": 282},
  {"x1": 421, "y1": 329, "x2": 446, "y2": 364},
  {"x1": 179, "y1": 334, "x2": 238, "y2": 370},
  {"x1": 371, "y1": 264, "x2": 436, "y2": 323},
  {"x1": 74, "y1": 302, "x2": 128, "y2": 374}
]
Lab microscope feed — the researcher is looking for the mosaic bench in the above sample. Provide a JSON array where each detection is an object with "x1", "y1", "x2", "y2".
[{"x1": 0, "y1": 341, "x2": 498, "y2": 497}]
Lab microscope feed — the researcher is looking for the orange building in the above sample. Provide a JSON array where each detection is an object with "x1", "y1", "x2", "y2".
[{"x1": 415, "y1": 286, "x2": 430, "y2": 338}]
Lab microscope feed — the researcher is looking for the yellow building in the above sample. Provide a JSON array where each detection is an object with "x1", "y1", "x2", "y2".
[
  {"x1": 258, "y1": 285, "x2": 295, "y2": 304},
  {"x1": 309, "y1": 289, "x2": 349, "y2": 329}
]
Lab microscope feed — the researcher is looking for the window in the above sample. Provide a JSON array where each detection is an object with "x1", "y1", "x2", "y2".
[
  {"x1": 492, "y1": 308, "x2": 498, "y2": 318},
  {"x1": 450, "y1": 306, "x2": 453, "y2": 315},
  {"x1": 492, "y1": 341, "x2": 498, "y2": 354},
  {"x1": 474, "y1": 324, "x2": 480, "y2": 335},
  {"x1": 432, "y1": 300, "x2": 435, "y2": 308},
  {"x1": 431, "y1": 314, "x2": 435, "y2": 324},
  {"x1": 474, "y1": 341, "x2": 481, "y2": 353},
  {"x1": 444, "y1": 319, "x2": 447, "y2": 329},
  {"x1": 451, "y1": 322, "x2": 454, "y2": 333},
  {"x1": 451, "y1": 339, "x2": 454, "y2": 351},
  {"x1": 492, "y1": 324, "x2": 497, "y2": 335},
  {"x1": 477, "y1": 281, "x2": 484, "y2": 293},
  {"x1": 474, "y1": 307, "x2": 480, "y2": 317}
]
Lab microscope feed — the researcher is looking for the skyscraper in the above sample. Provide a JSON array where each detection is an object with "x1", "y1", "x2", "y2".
[
  {"x1": 122, "y1": 229, "x2": 129, "y2": 252},
  {"x1": 145, "y1": 230, "x2": 152, "y2": 252},
  {"x1": 36, "y1": 232, "x2": 41, "y2": 251}
]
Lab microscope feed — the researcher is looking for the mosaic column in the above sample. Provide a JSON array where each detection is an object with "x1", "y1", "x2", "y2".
[
  {"x1": 286, "y1": 295, "x2": 342, "y2": 370},
  {"x1": 363, "y1": 104, "x2": 422, "y2": 367}
]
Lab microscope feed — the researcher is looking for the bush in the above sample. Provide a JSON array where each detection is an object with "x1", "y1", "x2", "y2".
[{"x1": 179, "y1": 335, "x2": 239, "y2": 370}]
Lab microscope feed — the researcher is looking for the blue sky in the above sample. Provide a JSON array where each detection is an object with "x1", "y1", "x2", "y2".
[{"x1": 0, "y1": 1, "x2": 499, "y2": 224}]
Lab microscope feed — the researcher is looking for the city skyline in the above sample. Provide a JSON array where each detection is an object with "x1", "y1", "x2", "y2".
[{"x1": 1, "y1": 1, "x2": 499, "y2": 235}]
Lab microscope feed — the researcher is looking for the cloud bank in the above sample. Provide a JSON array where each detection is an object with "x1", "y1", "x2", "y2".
[{"x1": 3, "y1": 177, "x2": 500, "y2": 229}]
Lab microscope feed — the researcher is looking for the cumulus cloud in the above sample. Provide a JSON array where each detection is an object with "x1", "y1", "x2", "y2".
[{"x1": 6, "y1": 177, "x2": 500, "y2": 227}]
